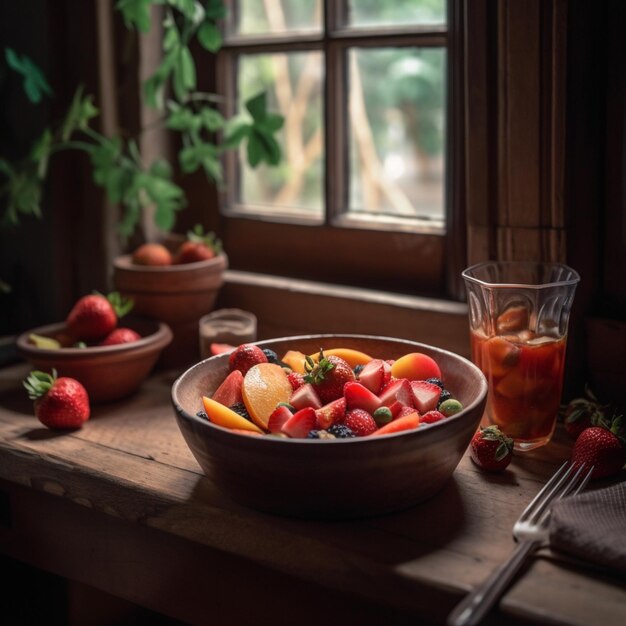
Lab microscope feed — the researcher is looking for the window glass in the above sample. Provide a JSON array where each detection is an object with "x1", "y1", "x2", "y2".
[
  {"x1": 237, "y1": 52, "x2": 324, "y2": 216},
  {"x1": 348, "y1": 47, "x2": 446, "y2": 221},
  {"x1": 233, "y1": 0, "x2": 323, "y2": 36},
  {"x1": 346, "y1": 0, "x2": 446, "y2": 28}
]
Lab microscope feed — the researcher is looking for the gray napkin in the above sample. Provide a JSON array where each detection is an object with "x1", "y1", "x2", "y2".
[{"x1": 549, "y1": 481, "x2": 626, "y2": 574}]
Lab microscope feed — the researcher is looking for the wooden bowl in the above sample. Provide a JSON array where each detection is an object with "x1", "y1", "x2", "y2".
[
  {"x1": 172, "y1": 334, "x2": 488, "y2": 519},
  {"x1": 16, "y1": 318, "x2": 172, "y2": 403}
]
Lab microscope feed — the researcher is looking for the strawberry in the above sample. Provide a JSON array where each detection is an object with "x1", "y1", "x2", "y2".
[
  {"x1": 98, "y1": 327, "x2": 141, "y2": 346},
  {"x1": 410, "y1": 380, "x2": 441, "y2": 413},
  {"x1": 315, "y1": 397, "x2": 347, "y2": 429},
  {"x1": 212, "y1": 370, "x2": 244, "y2": 407},
  {"x1": 66, "y1": 291, "x2": 133, "y2": 341},
  {"x1": 357, "y1": 358, "x2": 391, "y2": 394},
  {"x1": 343, "y1": 408, "x2": 377, "y2": 437},
  {"x1": 571, "y1": 415, "x2": 626, "y2": 479},
  {"x1": 304, "y1": 350, "x2": 355, "y2": 404},
  {"x1": 287, "y1": 371, "x2": 305, "y2": 391},
  {"x1": 281, "y1": 407, "x2": 317, "y2": 438},
  {"x1": 343, "y1": 381, "x2": 382, "y2": 414},
  {"x1": 290, "y1": 383, "x2": 322, "y2": 410},
  {"x1": 267, "y1": 404, "x2": 294, "y2": 434},
  {"x1": 420, "y1": 410, "x2": 446, "y2": 424},
  {"x1": 228, "y1": 344, "x2": 268, "y2": 375},
  {"x1": 174, "y1": 224, "x2": 222, "y2": 264},
  {"x1": 132, "y1": 242, "x2": 172, "y2": 266},
  {"x1": 469, "y1": 425, "x2": 514, "y2": 472},
  {"x1": 378, "y1": 378, "x2": 413, "y2": 408},
  {"x1": 561, "y1": 386, "x2": 607, "y2": 440},
  {"x1": 23, "y1": 369, "x2": 90, "y2": 430}
]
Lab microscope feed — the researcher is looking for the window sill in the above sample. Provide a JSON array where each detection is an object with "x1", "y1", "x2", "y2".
[{"x1": 217, "y1": 270, "x2": 470, "y2": 358}]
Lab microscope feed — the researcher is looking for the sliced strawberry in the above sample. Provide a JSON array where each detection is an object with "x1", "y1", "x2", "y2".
[
  {"x1": 357, "y1": 359, "x2": 392, "y2": 394},
  {"x1": 378, "y1": 378, "x2": 413, "y2": 408},
  {"x1": 267, "y1": 404, "x2": 294, "y2": 434},
  {"x1": 287, "y1": 371, "x2": 305, "y2": 391},
  {"x1": 315, "y1": 397, "x2": 346, "y2": 429},
  {"x1": 396, "y1": 405, "x2": 419, "y2": 419},
  {"x1": 371, "y1": 411, "x2": 420, "y2": 436},
  {"x1": 281, "y1": 407, "x2": 317, "y2": 438},
  {"x1": 290, "y1": 383, "x2": 322, "y2": 410},
  {"x1": 343, "y1": 381, "x2": 382, "y2": 414},
  {"x1": 420, "y1": 410, "x2": 446, "y2": 424},
  {"x1": 410, "y1": 380, "x2": 442, "y2": 413},
  {"x1": 343, "y1": 408, "x2": 378, "y2": 436},
  {"x1": 387, "y1": 400, "x2": 405, "y2": 418},
  {"x1": 212, "y1": 370, "x2": 244, "y2": 407}
]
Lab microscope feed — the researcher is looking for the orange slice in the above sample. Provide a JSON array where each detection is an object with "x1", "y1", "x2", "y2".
[
  {"x1": 280, "y1": 350, "x2": 307, "y2": 373},
  {"x1": 202, "y1": 396, "x2": 263, "y2": 433},
  {"x1": 242, "y1": 363, "x2": 292, "y2": 430},
  {"x1": 307, "y1": 348, "x2": 373, "y2": 368}
]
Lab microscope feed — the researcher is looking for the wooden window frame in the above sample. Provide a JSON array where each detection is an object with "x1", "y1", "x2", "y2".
[{"x1": 196, "y1": 0, "x2": 466, "y2": 298}]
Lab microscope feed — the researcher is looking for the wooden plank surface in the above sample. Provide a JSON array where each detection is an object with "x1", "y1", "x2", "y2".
[{"x1": 0, "y1": 363, "x2": 624, "y2": 625}]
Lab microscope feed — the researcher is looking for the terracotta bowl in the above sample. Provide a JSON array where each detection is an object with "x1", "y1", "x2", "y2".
[
  {"x1": 16, "y1": 318, "x2": 172, "y2": 403},
  {"x1": 113, "y1": 252, "x2": 228, "y2": 368},
  {"x1": 172, "y1": 334, "x2": 488, "y2": 519}
]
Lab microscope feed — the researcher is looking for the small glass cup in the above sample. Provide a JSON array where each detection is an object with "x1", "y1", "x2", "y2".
[
  {"x1": 199, "y1": 308, "x2": 257, "y2": 360},
  {"x1": 462, "y1": 262, "x2": 580, "y2": 451}
]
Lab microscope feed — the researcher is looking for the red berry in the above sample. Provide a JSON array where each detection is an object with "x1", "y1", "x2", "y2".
[
  {"x1": 287, "y1": 371, "x2": 305, "y2": 391},
  {"x1": 228, "y1": 344, "x2": 268, "y2": 375},
  {"x1": 469, "y1": 425, "x2": 514, "y2": 472},
  {"x1": 571, "y1": 417, "x2": 626, "y2": 479},
  {"x1": 98, "y1": 327, "x2": 141, "y2": 346},
  {"x1": 343, "y1": 408, "x2": 377, "y2": 437},
  {"x1": 66, "y1": 294, "x2": 117, "y2": 341},
  {"x1": 175, "y1": 241, "x2": 215, "y2": 264},
  {"x1": 132, "y1": 243, "x2": 172, "y2": 266},
  {"x1": 24, "y1": 370, "x2": 90, "y2": 430},
  {"x1": 304, "y1": 351, "x2": 355, "y2": 404},
  {"x1": 420, "y1": 410, "x2": 446, "y2": 424}
]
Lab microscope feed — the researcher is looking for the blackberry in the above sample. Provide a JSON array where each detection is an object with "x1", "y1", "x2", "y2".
[
  {"x1": 353, "y1": 364, "x2": 365, "y2": 377},
  {"x1": 327, "y1": 423, "x2": 356, "y2": 438},
  {"x1": 307, "y1": 429, "x2": 336, "y2": 439},
  {"x1": 426, "y1": 377, "x2": 445, "y2": 389},
  {"x1": 196, "y1": 410, "x2": 208, "y2": 420},
  {"x1": 262, "y1": 348, "x2": 279, "y2": 363},
  {"x1": 437, "y1": 389, "x2": 452, "y2": 406},
  {"x1": 229, "y1": 402, "x2": 252, "y2": 422}
]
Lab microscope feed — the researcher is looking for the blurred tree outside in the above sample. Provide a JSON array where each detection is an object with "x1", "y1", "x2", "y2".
[{"x1": 232, "y1": 0, "x2": 446, "y2": 220}]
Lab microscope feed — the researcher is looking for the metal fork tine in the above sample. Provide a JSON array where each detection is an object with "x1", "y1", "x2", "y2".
[
  {"x1": 534, "y1": 463, "x2": 589, "y2": 528},
  {"x1": 519, "y1": 461, "x2": 572, "y2": 521}
]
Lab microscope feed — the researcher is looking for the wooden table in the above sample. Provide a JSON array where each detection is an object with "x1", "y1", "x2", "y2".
[{"x1": 0, "y1": 363, "x2": 624, "y2": 625}]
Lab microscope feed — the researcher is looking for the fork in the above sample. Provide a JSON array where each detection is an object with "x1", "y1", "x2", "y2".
[{"x1": 446, "y1": 461, "x2": 594, "y2": 626}]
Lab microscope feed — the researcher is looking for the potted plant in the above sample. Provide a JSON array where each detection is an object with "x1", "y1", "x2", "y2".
[{"x1": 0, "y1": 0, "x2": 283, "y2": 367}]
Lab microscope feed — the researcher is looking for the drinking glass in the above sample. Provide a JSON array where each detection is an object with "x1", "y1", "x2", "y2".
[
  {"x1": 199, "y1": 308, "x2": 257, "y2": 359},
  {"x1": 462, "y1": 262, "x2": 580, "y2": 451}
]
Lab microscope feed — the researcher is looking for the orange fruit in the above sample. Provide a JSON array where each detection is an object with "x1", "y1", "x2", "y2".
[{"x1": 242, "y1": 363, "x2": 292, "y2": 430}]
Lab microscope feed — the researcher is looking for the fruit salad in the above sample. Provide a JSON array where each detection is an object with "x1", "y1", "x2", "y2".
[{"x1": 198, "y1": 344, "x2": 464, "y2": 439}]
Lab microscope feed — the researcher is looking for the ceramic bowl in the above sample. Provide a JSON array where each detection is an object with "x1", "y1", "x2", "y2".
[
  {"x1": 16, "y1": 318, "x2": 172, "y2": 403},
  {"x1": 172, "y1": 334, "x2": 488, "y2": 519}
]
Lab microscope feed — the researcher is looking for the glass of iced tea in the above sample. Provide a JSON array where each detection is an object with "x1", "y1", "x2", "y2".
[{"x1": 462, "y1": 262, "x2": 580, "y2": 451}]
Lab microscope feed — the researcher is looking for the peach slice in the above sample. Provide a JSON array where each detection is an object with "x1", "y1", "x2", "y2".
[
  {"x1": 202, "y1": 396, "x2": 263, "y2": 433},
  {"x1": 390, "y1": 352, "x2": 442, "y2": 381},
  {"x1": 242, "y1": 363, "x2": 293, "y2": 430},
  {"x1": 306, "y1": 348, "x2": 373, "y2": 368},
  {"x1": 280, "y1": 350, "x2": 307, "y2": 373}
]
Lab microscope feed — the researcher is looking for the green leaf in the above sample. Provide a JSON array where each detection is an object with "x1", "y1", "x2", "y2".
[
  {"x1": 245, "y1": 92, "x2": 267, "y2": 122},
  {"x1": 247, "y1": 128, "x2": 281, "y2": 166},
  {"x1": 116, "y1": 0, "x2": 154, "y2": 32},
  {"x1": 0, "y1": 158, "x2": 14, "y2": 179},
  {"x1": 60, "y1": 87, "x2": 99, "y2": 141},
  {"x1": 179, "y1": 141, "x2": 217, "y2": 173},
  {"x1": 166, "y1": 106, "x2": 202, "y2": 132},
  {"x1": 256, "y1": 112, "x2": 284, "y2": 133},
  {"x1": 144, "y1": 49, "x2": 177, "y2": 108},
  {"x1": 199, "y1": 106, "x2": 224, "y2": 131},
  {"x1": 163, "y1": 23, "x2": 180, "y2": 51},
  {"x1": 30, "y1": 128, "x2": 54, "y2": 178},
  {"x1": 197, "y1": 21, "x2": 222, "y2": 52},
  {"x1": 221, "y1": 122, "x2": 250, "y2": 150},
  {"x1": 149, "y1": 158, "x2": 172, "y2": 179},
  {"x1": 5, "y1": 47, "x2": 53, "y2": 104},
  {"x1": 136, "y1": 171, "x2": 186, "y2": 231},
  {"x1": 179, "y1": 46, "x2": 196, "y2": 89},
  {"x1": 166, "y1": 0, "x2": 200, "y2": 21},
  {"x1": 246, "y1": 130, "x2": 263, "y2": 167},
  {"x1": 204, "y1": 0, "x2": 226, "y2": 20}
]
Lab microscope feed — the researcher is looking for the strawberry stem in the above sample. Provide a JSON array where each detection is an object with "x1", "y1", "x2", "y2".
[
  {"x1": 23, "y1": 369, "x2": 57, "y2": 400},
  {"x1": 107, "y1": 291, "x2": 134, "y2": 318}
]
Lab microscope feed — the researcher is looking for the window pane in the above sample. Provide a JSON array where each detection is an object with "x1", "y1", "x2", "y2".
[
  {"x1": 348, "y1": 47, "x2": 446, "y2": 221},
  {"x1": 232, "y1": 0, "x2": 322, "y2": 36},
  {"x1": 237, "y1": 52, "x2": 324, "y2": 216},
  {"x1": 347, "y1": 0, "x2": 446, "y2": 28}
]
